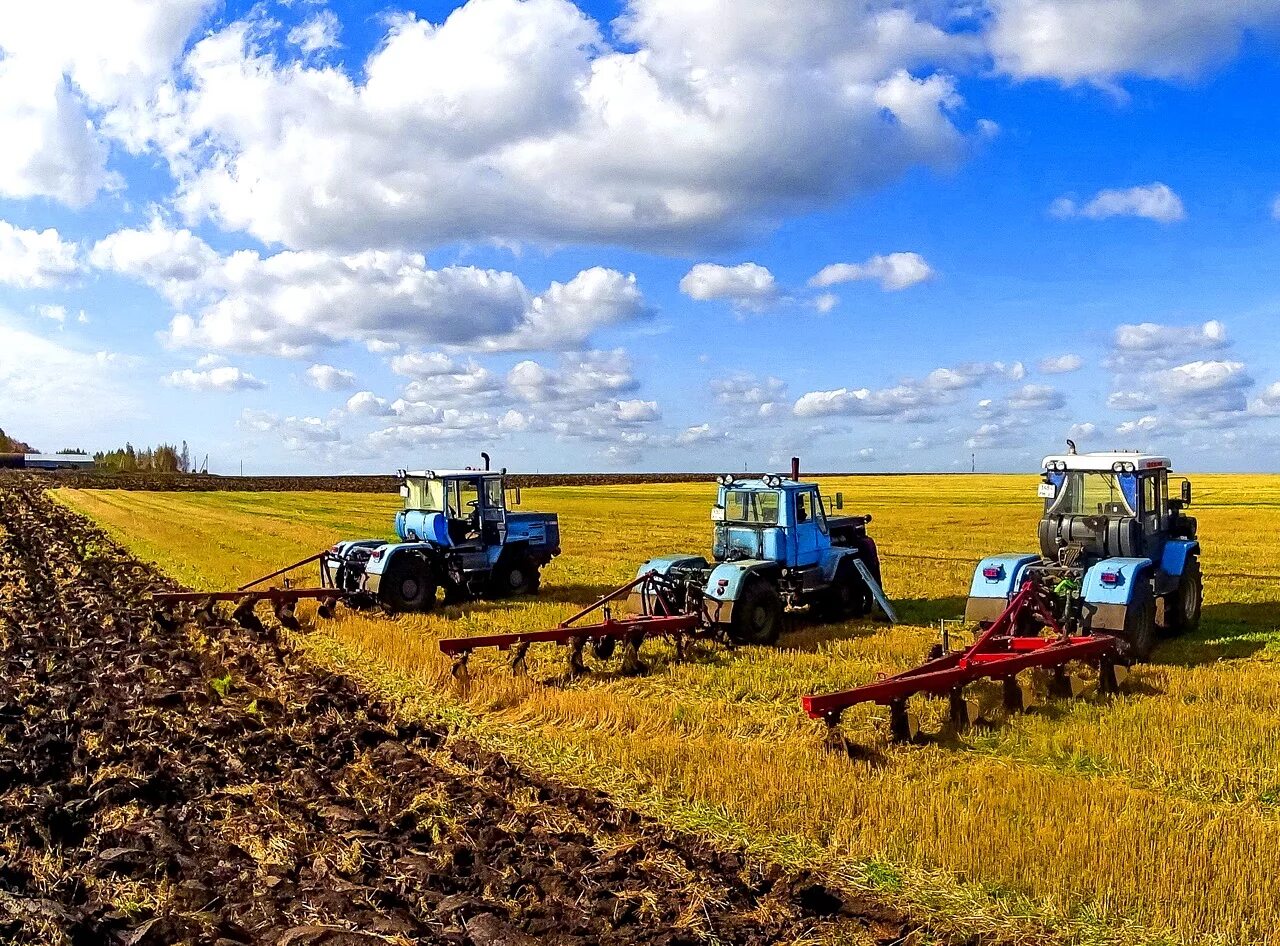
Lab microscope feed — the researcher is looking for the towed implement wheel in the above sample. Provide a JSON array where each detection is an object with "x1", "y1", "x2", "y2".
[
  {"x1": 381, "y1": 558, "x2": 437, "y2": 613},
  {"x1": 1116, "y1": 582, "x2": 1156, "y2": 660},
  {"x1": 1166, "y1": 556, "x2": 1203, "y2": 635},
  {"x1": 730, "y1": 578, "x2": 783, "y2": 645}
]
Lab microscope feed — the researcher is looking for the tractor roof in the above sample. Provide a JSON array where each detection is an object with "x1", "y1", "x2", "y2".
[
  {"x1": 718, "y1": 476, "x2": 812, "y2": 490},
  {"x1": 402, "y1": 469, "x2": 500, "y2": 479},
  {"x1": 1041, "y1": 452, "x2": 1171, "y2": 472}
]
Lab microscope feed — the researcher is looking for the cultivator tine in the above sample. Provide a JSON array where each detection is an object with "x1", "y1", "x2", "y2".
[
  {"x1": 591, "y1": 636, "x2": 617, "y2": 661},
  {"x1": 232, "y1": 597, "x2": 264, "y2": 633},
  {"x1": 567, "y1": 636, "x2": 588, "y2": 676},
  {"x1": 316, "y1": 596, "x2": 338, "y2": 620},
  {"x1": 451, "y1": 650, "x2": 471, "y2": 686},
  {"x1": 822, "y1": 717, "x2": 852, "y2": 755},
  {"x1": 194, "y1": 597, "x2": 218, "y2": 627},
  {"x1": 1049, "y1": 667, "x2": 1086, "y2": 699},
  {"x1": 509, "y1": 641, "x2": 531, "y2": 676},
  {"x1": 273, "y1": 598, "x2": 300, "y2": 631},
  {"x1": 1002, "y1": 676, "x2": 1035, "y2": 713},
  {"x1": 672, "y1": 633, "x2": 686, "y2": 663},
  {"x1": 1098, "y1": 659, "x2": 1129, "y2": 695},
  {"x1": 154, "y1": 603, "x2": 180, "y2": 632},
  {"x1": 619, "y1": 632, "x2": 647, "y2": 676},
  {"x1": 888, "y1": 700, "x2": 919, "y2": 744},
  {"x1": 948, "y1": 689, "x2": 979, "y2": 732}
]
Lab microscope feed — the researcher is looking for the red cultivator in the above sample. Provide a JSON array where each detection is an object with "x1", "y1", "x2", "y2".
[
  {"x1": 802, "y1": 579, "x2": 1130, "y2": 743},
  {"x1": 151, "y1": 550, "x2": 349, "y2": 632},
  {"x1": 439, "y1": 570, "x2": 712, "y2": 679}
]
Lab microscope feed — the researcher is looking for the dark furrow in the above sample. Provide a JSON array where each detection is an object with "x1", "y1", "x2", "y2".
[{"x1": 0, "y1": 478, "x2": 946, "y2": 946}]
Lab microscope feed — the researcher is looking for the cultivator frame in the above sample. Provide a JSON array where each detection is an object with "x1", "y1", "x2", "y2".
[
  {"x1": 802, "y1": 578, "x2": 1129, "y2": 742},
  {"x1": 439, "y1": 570, "x2": 712, "y2": 679},
  {"x1": 151, "y1": 550, "x2": 350, "y2": 631}
]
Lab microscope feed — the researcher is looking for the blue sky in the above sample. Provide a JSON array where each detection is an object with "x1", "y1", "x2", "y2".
[{"x1": 5, "y1": 0, "x2": 1280, "y2": 474}]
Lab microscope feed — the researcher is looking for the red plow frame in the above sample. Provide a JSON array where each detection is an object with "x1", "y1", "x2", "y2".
[
  {"x1": 439, "y1": 570, "x2": 707, "y2": 678},
  {"x1": 151, "y1": 550, "x2": 348, "y2": 630},
  {"x1": 802, "y1": 580, "x2": 1129, "y2": 742}
]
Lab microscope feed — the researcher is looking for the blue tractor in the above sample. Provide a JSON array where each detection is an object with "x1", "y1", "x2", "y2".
[
  {"x1": 324, "y1": 456, "x2": 560, "y2": 612},
  {"x1": 630, "y1": 458, "x2": 894, "y2": 645},
  {"x1": 966, "y1": 449, "x2": 1201, "y2": 659}
]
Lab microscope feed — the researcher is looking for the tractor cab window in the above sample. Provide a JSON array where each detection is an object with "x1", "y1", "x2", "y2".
[
  {"x1": 447, "y1": 478, "x2": 482, "y2": 520},
  {"x1": 1046, "y1": 471, "x2": 1137, "y2": 518},
  {"x1": 796, "y1": 492, "x2": 810, "y2": 523},
  {"x1": 724, "y1": 489, "x2": 779, "y2": 525},
  {"x1": 404, "y1": 478, "x2": 446, "y2": 512},
  {"x1": 483, "y1": 477, "x2": 505, "y2": 519}
]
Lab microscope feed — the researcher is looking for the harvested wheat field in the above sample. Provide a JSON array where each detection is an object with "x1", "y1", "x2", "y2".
[{"x1": 58, "y1": 474, "x2": 1280, "y2": 946}]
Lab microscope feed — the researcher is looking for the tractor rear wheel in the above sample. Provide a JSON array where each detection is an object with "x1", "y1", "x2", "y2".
[
  {"x1": 730, "y1": 578, "x2": 783, "y2": 645},
  {"x1": 491, "y1": 554, "x2": 540, "y2": 597},
  {"x1": 1116, "y1": 581, "x2": 1156, "y2": 660},
  {"x1": 380, "y1": 557, "x2": 437, "y2": 613},
  {"x1": 1166, "y1": 555, "x2": 1203, "y2": 635}
]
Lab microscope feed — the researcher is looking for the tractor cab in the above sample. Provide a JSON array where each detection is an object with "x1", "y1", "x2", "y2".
[
  {"x1": 710, "y1": 473, "x2": 845, "y2": 568},
  {"x1": 397, "y1": 469, "x2": 509, "y2": 549},
  {"x1": 1037, "y1": 453, "x2": 1194, "y2": 566}
]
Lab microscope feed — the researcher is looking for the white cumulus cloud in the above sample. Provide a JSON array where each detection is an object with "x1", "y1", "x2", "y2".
[
  {"x1": 0, "y1": 221, "x2": 81, "y2": 288},
  {"x1": 165, "y1": 365, "x2": 266, "y2": 392},
  {"x1": 809, "y1": 252, "x2": 933, "y2": 291},
  {"x1": 1050, "y1": 183, "x2": 1186, "y2": 223},
  {"x1": 1039, "y1": 353, "x2": 1083, "y2": 374},
  {"x1": 679, "y1": 263, "x2": 777, "y2": 307},
  {"x1": 305, "y1": 363, "x2": 357, "y2": 391}
]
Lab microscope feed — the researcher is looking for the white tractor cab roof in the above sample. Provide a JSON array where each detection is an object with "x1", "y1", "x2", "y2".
[
  {"x1": 1041, "y1": 452, "x2": 1172, "y2": 473},
  {"x1": 401, "y1": 469, "x2": 498, "y2": 479}
]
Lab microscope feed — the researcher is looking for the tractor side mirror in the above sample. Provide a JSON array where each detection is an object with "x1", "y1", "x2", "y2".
[
  {"x1": 834, "y1": 492, "x2": 844, "y2": 510},
  {"x1": 399, "y1": 485, "x2": 409, "y2": 498},
  {"x1": 710, "y1": 505, "x2": 725, "y2": 521},
  {"x1": 1181, "y1": 479, "x2": 1192, "y2": 507}
]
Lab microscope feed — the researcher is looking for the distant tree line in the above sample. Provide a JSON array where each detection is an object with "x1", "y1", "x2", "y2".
[
  {"x1": 0, "y1": 428, "x2": 36, "y2": 453},
  {"x1": 93, "y1": 441, "x2": 193, "y2": 473}
]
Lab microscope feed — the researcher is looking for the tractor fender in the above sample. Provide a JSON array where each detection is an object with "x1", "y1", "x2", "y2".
[
  {"x1": 819, "y1": 547, "x2": 860, "y2": 584},
  {"x1": 1080, "y1": 557, "x2": 1154, "y2": 632},
  {"x1": 702, "y1": 559, "x2": 776, "y2": 604},
  {"x1": 1160, "y1": 539, "x2": 1200, "y2": 578},
  {"x1": 633, "y1": 554, "x2": 710, "y2": 580},
  {"x1": 362, "y1": 543, "x2": 443, "y2": 593},
  {"x1": 968, "y1": 554, "x2": 1040, "y2": 599},
  {"x1": 396, "y1": 510, "x2": 451, "y2": 546},
  {"x1": 965, "y1": 553, "x2": 1040, "y2": 625}
]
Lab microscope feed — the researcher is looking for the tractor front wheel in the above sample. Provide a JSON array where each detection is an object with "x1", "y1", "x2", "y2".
[
  {"x1": 1166, "y1": 555, "x2": 1203, "y2": 635},
  {"x1": 730, "y1": 578, "x2": 783, "y2": 645},
  {"x1": 380, "y1": 557, "x2": 437, "y2": 613},
  {"x1": 1117, "y1": 581, "x2": 1156, "y2": 661},
  {"x1": 822, "y1": 561, "x2": 867, "y2": 621}
]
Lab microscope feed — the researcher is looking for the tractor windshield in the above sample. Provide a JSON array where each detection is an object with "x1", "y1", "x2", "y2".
[
  {"x1": 1045, "y1": 471, "x2": 1137, "y2": 518},
  {"x1": 404, "y1": 477, "x2": 446, "y2": 512},
  {"x1": 724, "y1": 489, "x2": 780, "y2": 524}
]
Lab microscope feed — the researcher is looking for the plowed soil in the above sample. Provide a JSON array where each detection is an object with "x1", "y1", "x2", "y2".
[{"x1": 0, "y1": 478, "x2": 928, "y2": 946}]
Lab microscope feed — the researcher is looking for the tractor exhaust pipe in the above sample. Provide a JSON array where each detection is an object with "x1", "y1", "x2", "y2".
[
  {"x1": 481, "y1": 452, "x2": 491, "y2": 471},
  {"x1": 791, "y1": 456, "x2": 800, "y2": 481}
]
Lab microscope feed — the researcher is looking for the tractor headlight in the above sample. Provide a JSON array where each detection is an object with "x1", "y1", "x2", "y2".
[{"x1": 763, "y1": 474, "x2": 782, "y2": 487}]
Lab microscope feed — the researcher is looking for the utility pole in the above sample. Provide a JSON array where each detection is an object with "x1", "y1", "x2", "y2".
[{"x1": 971, "y1": 453, "x2": 975, "y2": 473}]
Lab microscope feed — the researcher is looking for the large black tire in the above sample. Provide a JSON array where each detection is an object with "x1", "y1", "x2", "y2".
[
  {"x1": 821, "y1": 561, "x2": 868, "y2": 620},
  {"x1": 1166, "y1": 555, "x2": 1203, "y2": 635},
  {"x1": 729, "y1": 578, "x2": 783, "y2": 645},
  {"x1": 1117, "y1": 580, "x2": 1157, "y2": 660},
  {"x1": 490, "y1": 553, "x2": 541, "y2": 597},
  {"x1": 380, "y1": 556, "x2": 437, "y2": 613}
]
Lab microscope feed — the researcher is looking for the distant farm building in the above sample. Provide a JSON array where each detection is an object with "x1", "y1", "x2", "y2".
[{"x1": 0, "y1": 453, "x2": 96, "y2": 471}]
